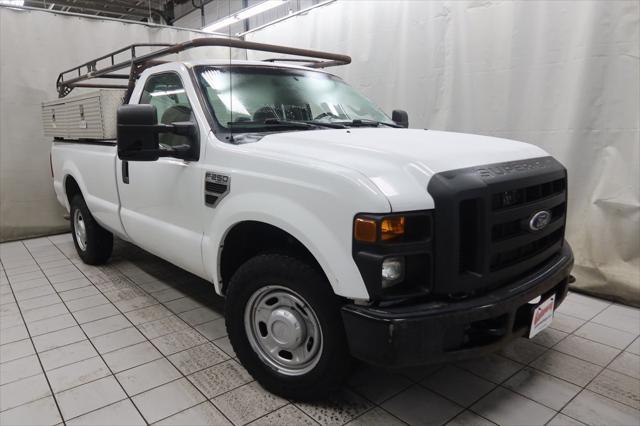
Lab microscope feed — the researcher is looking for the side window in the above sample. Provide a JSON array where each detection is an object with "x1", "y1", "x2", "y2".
[{"x1": 139, "y1": 73, "x2": 194, "y2": 148}]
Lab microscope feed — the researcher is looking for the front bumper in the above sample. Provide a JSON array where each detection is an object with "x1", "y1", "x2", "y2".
[{"x1": 341, "y1": 243, "x2": 573, "y2": 367}]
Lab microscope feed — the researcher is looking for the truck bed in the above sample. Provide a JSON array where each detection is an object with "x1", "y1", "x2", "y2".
[{"x1": 51, "y1": 141, "x2": 126, "y2": 238}]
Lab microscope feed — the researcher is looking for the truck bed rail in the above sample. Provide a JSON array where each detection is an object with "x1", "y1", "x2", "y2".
[{"x1": 56, "y1": 37, "x2": 352, "y2": 100}]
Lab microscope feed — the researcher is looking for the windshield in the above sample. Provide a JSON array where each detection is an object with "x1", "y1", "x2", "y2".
[{"x1": 196, "y1": 66, "x2": 395, "y2": 132}]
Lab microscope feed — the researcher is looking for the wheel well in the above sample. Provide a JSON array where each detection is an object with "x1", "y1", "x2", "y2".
[
  {"x1": 64, "y1": 176, "x2": 82, "y2": 204},
  {"x1": 219, "y1": 221, "x2": 322, "y2": 294}
]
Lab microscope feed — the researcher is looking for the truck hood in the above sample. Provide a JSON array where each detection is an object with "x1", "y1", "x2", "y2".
[{"x1": 253, "y1": 128, "x2": 549, "y2": 211}]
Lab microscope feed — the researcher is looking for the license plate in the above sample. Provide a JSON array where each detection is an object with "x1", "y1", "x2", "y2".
[{"x1": 529, "y1": 295, "x2": 555, "y2": 338}]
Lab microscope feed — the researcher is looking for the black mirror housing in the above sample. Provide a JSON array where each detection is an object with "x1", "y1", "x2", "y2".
[
  {"x1": 117, "y1": 104, "x2": 161, "y2": 161},
  {"x1": 392, "y1": 110, "x2": 409, "y2": 128}
]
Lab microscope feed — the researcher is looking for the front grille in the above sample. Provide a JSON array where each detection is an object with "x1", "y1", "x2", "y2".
[{"x1": 428, "y1": 157, "x2": 568, "y2": 297}]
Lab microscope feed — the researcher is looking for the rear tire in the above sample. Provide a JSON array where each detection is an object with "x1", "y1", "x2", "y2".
[
  {"x1": 225, "y1": 253, "x2": 351, "y2": 401},
  {"x1": 70, "y1": 194, "x2": 113, "y2": 265}
]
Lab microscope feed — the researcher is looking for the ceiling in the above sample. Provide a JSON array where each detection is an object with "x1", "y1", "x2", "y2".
[{"x1": 18, "y1": 0, "x2": 192, "y2": 24}]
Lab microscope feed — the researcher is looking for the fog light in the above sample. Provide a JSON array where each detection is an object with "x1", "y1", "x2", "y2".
[{"x1": 382, "y1": 257, "x2": 405, "y2": 288}]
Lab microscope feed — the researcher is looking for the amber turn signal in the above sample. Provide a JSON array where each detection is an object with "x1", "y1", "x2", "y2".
[
  {"x1": 354, "y1": 218, "x2": 377, "y2": 242},
  {"x1": 381, "y1": 216, "x2": 405, "y2": 241}
]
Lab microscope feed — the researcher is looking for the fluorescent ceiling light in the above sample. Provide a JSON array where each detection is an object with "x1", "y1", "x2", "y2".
[
  {"x1": 0, "y1": 1, "x2": 25, "y2": 6},
  {"x1": 203, "y1": 0, "x2": 288, "y2": 32}
]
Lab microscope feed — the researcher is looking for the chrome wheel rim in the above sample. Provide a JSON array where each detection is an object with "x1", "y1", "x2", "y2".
[
  {"x1": 73, "y1": 209, "x2": 87, "y2": 251},
  {"x1": 244, "y1": 285, "x2": 323, "y2": 376}
]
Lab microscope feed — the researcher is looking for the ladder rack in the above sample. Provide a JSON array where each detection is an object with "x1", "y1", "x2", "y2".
[{"x1": 56, "y1": 37, "x2": 352, "y2": 101}]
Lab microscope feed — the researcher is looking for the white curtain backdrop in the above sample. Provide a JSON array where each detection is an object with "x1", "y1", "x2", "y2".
[
  {"x1": 0, "y1": 7, "x2": 241, "y2": 242},
  {"x1": 244, "y1": 0, "x2": 640, "y2": 304}
]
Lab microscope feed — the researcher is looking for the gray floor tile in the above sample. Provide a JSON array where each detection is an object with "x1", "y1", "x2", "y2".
[
  {"x1": 39, "y1": 340, "x2": 98, "y2": 371},
  {"x1": 114, "y1": 294, "x2": 158, "y2": 313},
  {"x1": 47, "y1": 356, "x2": 110, "y2": 393},
  {"x1": 0, "y1": 323, "x2": 29, "y2": 345},
  {"x1": 167, "y1": 342, "x2": 229, "y2": 375},
  {"x1": 549, "y1": 313, "x2": 586, "y2": 334},
  {"x1": 32, "y1": 326, "x2": 86, "y2": 352},
  {"x1": 382, "y1": 384, "x2": 462, "y2": 426},
  {"x1": 156, "y1": 401, "x2": 233, "y2": 426},
  {"x1": 499, "y1": 338, "x2": 547, "y2": 364},
  {"x1": 446, "y1": 410, "x2": 496, "y2": 426},
  {"x1": 74, "y1": 304, "x2": 120, "y2": 325},
  {"x1": 66, "y1": 294, "x2": 109, "y2": 312},
  {"x1": 124, "y1": 304, "x2": 173, "y2": 326},
  {"x1": 152, "y1": 288, "x2": 185, "y2": 303},
  {"x1": 0, "y1": 395, "x2": 62, "y2": 426},
  {"x1": 471, "y1": 387, "x2": 556, "y2": 426},
  {"x1": 13, "y1": 285, "x2": 55, "y2": 302},
  {"x1": 213, "y1": 381, "x2": 288, "y2": 425},
  {"x1": 91, "y1": 326, "x2": 146, "y2": 355},
  {"x1": 608, "y1": 351, "x2": 640, "y2": 380},
  {"x1": 116, "y1": 358, "x2": 181, "y2": 396},
  {"x1": 213, "y1": 336, "x2": 237, "y2": 358},
  {"x1": 178, "y1": 306, "x2": 223, "y2": 327},
  {"x1": 195, "y1": 318, "x2": 227, "y2": 341},
  {"x1": 504, "y1": 367, "x2": 581, "y2": 410},
  {"x1": 56, "y1": 375, "x2": 127, "y2": 420},
  {"x1": 0, "y1": 373, "x2": 51, "y2": 411},
  {"x1": 574, "y1": 321, "x2": 638, "y2": 350},
  {"x1": 592, "y1": 305, "x2": 640, "y2": 335},
  {"x1": 59, "y1": 286, "x2": 100, "y2": 302},
  {"x1": 151, "y1": 328, "x2": 208, "y2": 356},
  {"x1": 164, "y1": 297, "x2": 205, "y2": 314},
  {"x1": 456, "y1": 354, "x2": 523, "y2": 384},
  {"x1": 422, "y1": 365, "x2": 495, "y2": 407},
  {"x1": 18, "y1": 293, "x2": 62, "y2": 311},
  {"x1": 349, "y1": 365, "x2": 413, "y2": 404},
  {"x1": 0, "y1": 313, "x2": 23, "y2": 330},
  {"x1": 587, "y1": 368, "x2": 640, "y2": 409},
  {"x1": 188, "y1": 359, "x2": 253, "y2": 399},
  {"x1": 562, "y1": 389, "x2": 640, "y2": 426},
  {"x1": 554, "y1": 335, "x2": 620, "y2": 366},
  {"x1": 136, "y1": 315, "x2": 189, "y2": 340},
  {"x1": 251, "y1": 404, "x2": 319, "y2": 426},
  {"x1": 81, "y1": 314, "x2": 130, "y2": 337},
  {"x1": 531, "y1": 350, "x2": 602, "y2": 387},
  {"x1": 27, "y1": 313, "x2": 77, "y2": 337},
  {"x1": 22, "y1": 303, "x2": 69, "y2": 324},
  {"x1": 546, "y1": 413, "x2": 586, "y2": 426},
  {"x1": 66, "y1": 399, "x2": 145, "y2": 425},
  {"x1": 102, "y1": 341, "x2": 163, "y2": 373},
  {"x1": 345, "y1": 407, "x2": 404, "y2": 426},
  {"x1": 132, "y1": 377, "x2": 206, "y2": 424},
  {"x1": 52, "y1": 277, "x2": 92, "y2": 293},
  {"x1": 0, "y1": 338, "x2": 35, "y2": 363},
  {"x1": 627, "y1": 337, "x2": 640, "y2": 355},
  {"x1": 0, "y1": 354, "x2": 42, "y2": 385}
]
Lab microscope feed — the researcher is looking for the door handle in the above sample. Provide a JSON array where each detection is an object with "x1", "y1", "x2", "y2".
[{"x1": 122, "y1": 161, "x2": 129, "y2": 184}]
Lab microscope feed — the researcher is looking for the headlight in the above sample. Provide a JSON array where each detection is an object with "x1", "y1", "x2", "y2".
[
  {"x1": 354, "y1": 215, "x2": 406, "y2": 243},
  {"x1": 382, "y1": 257, "x2": 405, "y2": 288}
]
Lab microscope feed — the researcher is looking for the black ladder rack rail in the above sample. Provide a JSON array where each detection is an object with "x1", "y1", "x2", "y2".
[{"x1": 56, "y1": 37, "x2": 352, "y2": 100}]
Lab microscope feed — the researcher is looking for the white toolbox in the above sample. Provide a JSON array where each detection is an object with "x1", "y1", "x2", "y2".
[{"x1": 42, "y1": 89, "x2": 125, "y2": 140}]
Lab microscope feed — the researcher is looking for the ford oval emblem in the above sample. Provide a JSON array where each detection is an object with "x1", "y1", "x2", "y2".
[{"x1": 529, "y1": 210, "x2": 551, "y2": 232}]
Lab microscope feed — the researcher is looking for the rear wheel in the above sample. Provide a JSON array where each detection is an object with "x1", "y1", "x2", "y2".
[
  {"x1": 70, "y1": 194, "x2": 113, "y2": 265},
  {"x1": 225, "y1": 254, "x2": 351, "y2": 401}
]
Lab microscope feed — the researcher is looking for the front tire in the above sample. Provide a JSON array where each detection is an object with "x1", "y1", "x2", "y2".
[
  {"x1": 70, "y1": 195, "x2": 113, "y2": 265},
  {"x1": 225, "y1": 254, "x2": 351, "y2": 401}
]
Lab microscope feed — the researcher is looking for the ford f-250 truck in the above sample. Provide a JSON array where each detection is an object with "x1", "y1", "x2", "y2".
[{"x1": 47, "y1": 38, "x2": 573, "y2": 400}]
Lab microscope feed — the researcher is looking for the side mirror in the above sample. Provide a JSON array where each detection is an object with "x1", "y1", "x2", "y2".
[
  {"x1": 117, "y1": 104, "x2": 161, "y2": 161},
  {"x1": 392, "y1": 110, "x2": 409, "y2": 128},
  {"x1": 117, "y1": 104, "x2": 197, "y2": 161}
]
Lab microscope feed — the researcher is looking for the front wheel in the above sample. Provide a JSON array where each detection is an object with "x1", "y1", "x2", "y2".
[{"x1": 225, "y1": 254, "x2": 351, "y2": 401}]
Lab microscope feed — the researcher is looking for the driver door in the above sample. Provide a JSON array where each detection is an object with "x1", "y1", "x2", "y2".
[{"x1": 117, "y1": 72, "x2": 206, "y2": 277}]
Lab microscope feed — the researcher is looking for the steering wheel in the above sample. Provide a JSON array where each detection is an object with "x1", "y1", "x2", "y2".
[{"x1": 313, "y1": 112, "x2": 340, "y2": 120}]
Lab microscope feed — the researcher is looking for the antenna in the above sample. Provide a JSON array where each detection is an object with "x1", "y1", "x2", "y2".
[{"x1": 228, "y1": 0, "x2": 234, "y2": 143}]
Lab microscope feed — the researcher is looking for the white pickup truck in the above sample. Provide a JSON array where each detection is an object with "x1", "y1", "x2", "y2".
[{"x1": 48, "y1": 38, "x2": 573, "y2": 400}]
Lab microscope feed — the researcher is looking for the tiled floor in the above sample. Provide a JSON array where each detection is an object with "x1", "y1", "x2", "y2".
[{"x1": 1, "y1": 234, "x2": 639, "y2": 426}]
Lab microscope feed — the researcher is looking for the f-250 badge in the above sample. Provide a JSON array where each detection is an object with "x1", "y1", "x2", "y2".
[{"x1": 204, "y1": 172, "x2": 230, "y2": 207}]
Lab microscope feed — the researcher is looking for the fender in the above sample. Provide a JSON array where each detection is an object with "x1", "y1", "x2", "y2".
[{"x1": 203, "y1": 192, "x2": 375, "y2": 300}]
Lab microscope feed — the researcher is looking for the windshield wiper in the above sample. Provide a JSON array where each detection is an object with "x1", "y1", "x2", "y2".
[
  {"x1": 339, "y1": 119, "x2": 402, "y2": 128},
  {"x1": 227, "y1": 120, "x2": 314, "y2": 130}
]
